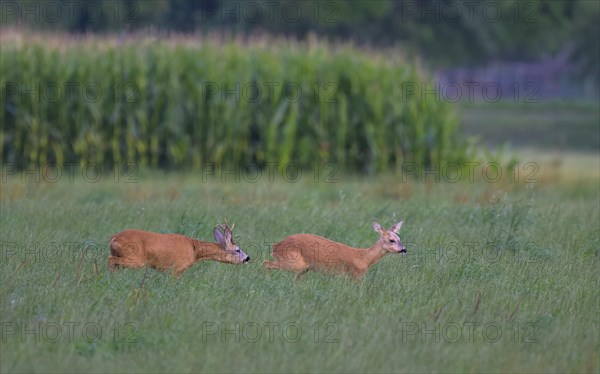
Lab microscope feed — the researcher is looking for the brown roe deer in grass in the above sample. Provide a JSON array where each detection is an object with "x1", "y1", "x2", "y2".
[
  {"x1": 263, "y1": 221, "x2": 406, "y2": 279},
  {"x1": 108, "y1": 223, "x2": 250, "y2": 276}
]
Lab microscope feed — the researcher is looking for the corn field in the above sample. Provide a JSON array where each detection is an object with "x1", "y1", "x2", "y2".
[{"x1": 1, "y1": 32, "x2": 470, "y2": 173}]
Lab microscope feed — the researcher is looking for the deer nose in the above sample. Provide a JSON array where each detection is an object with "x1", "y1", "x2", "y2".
[
  {"x1": 399, "y1": 248, "x2": 407, "y2": 253},
  {"x1": 243, "y1": 256, "x2": 250, "y2": 263}
]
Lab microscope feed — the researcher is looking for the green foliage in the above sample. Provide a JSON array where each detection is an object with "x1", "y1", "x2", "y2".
[
  {"x1": 3, "y1": 0, "x2": 594, "y2": 71},
  {"x1": 0, "y1": 33, "x2": 470, "y2": 172}
]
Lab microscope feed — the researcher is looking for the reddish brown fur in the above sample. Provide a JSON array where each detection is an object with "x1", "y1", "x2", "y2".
[
  {"x1": 108, "y1": 225, "x2": 249, "y2": 276},
  {"x1": 263, "y1": 221, "x2": 406, "y2": 280}
]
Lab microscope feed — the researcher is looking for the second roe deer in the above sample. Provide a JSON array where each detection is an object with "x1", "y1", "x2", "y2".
[
  {"x1": 263, "y1": 221, "x2": 406, "y2": 279},
  {"x1": 108, "y1": 223, "x2": 250, "y2": 276}
]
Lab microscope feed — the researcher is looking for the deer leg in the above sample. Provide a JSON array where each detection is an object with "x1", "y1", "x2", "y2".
[
  {"x1": 108, "y1": 255, "x2": 144, "y2": 271},
  {"x1": 172, "y1": 264, "x2": 192, "y2": 277},
  {"x1": 262, "y1": 260, "x2": 281, "y2": 269},
  {"x1": 351, "y1": 268, "x2": 367, "y2": 281},
  {"x1": 294, "y1": 268, "x2": 310, "y2": 281},
  {"x1": 108, "y1": 255, "x2": 124, "y2": 271}
]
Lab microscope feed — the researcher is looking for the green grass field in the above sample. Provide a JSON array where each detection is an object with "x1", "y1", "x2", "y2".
[{"x1": 1, "y1": 150, "x2": 598, "y2": 372}]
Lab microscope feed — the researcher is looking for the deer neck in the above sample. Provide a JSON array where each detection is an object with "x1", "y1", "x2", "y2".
[
  {"x1": 362, "y1": 242, "x2": 389, "y2": 268},
  {"x1": 192, "y1": 240, "x2": 225, "y2": 262}
]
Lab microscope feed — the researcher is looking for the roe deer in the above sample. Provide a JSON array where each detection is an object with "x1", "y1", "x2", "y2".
[
  {"x1": 263, "y1": 221, "x2": 406, "y2": 279},
  {"x1": 108, "y1": 223, "x2": 250, "y2": 276}
]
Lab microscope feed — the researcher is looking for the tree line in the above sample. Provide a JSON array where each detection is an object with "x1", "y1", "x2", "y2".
[{"x1": 2, "y1": 0, "x2": 598, "y2": 75}]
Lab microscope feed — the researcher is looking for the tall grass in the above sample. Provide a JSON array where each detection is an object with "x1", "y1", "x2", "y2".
[
  {"x1": 1, "y1": 172, "x2": 598, "y2": 373},
  {"x1": 1, "y1": 31, "x2": 469, "y2": 172}
]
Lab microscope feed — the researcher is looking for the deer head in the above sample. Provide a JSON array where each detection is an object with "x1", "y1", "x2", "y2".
[
  {"x1": 373, "y1": 221, "x2": 406, "y2": 254},
  {"x1": 214, "y1": 223, "x2": 250, "y2": 263}
]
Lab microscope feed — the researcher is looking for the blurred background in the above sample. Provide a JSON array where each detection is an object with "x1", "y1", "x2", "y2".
[
  {"x1": 1, "y1": 0, "x2": 599, "y2": 174},
  {"x1": 4, "y1": 0, "x2": 598, "y2": 89}
]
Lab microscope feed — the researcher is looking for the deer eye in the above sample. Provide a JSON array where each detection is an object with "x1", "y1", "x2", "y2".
[
  {"x1": 235, "y1": 249, "x2": 241, "y2": 253},
  {"x1": 389, "y1": 239, "x2": 396, "y2": 243}
]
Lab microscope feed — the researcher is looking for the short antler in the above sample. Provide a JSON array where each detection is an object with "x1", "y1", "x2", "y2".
[
  {"x1": 109, "y1": 226, "x2": 250, "y2": 276},
  {"x1": 220, "y1": 219, "x2": 235, "y2": 232}
]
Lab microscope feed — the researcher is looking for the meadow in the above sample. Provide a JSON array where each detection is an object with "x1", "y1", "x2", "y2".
[
  {"x1": 1, "y1": 30, "x2": 599, "y2": 373},
  {"x1": 0, "y1": 150, "x2": 598, "y2": 373}
]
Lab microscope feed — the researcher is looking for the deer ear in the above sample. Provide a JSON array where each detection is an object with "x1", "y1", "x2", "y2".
[
  {"x1": 213, "y1": 227, "x2": 225, "y2": 245},
  {"x1": 372, "y1": 221, "x2": 384, "y2": 234},
  {"x1": 390, "y1": 221, "x2": 403, "y2": 233}
]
